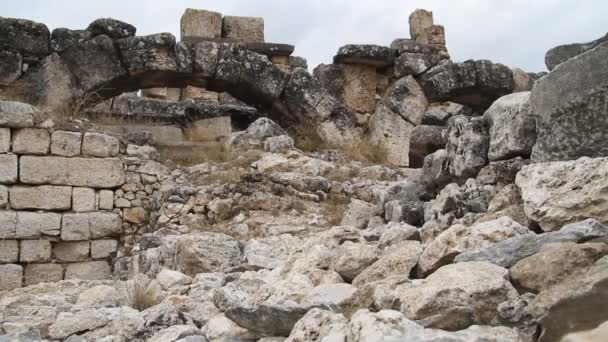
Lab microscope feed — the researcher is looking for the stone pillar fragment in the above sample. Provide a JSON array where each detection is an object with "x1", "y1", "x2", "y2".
[
  {"x1": 222, "y1": 16, "x2": 264, "y2": 42},
  {"x1": 409, "y1": 9, "x2": 434, "y2": 40},
  {"x1": 181, "y1": 8, "x2": 223, "y2": 41}
]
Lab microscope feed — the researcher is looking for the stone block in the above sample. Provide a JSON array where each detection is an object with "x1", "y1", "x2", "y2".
[
  {"x1": 343, "y1": 64, "x2": 378, "y2": 113},
  {"x1": 50, "y1": 130, "x2": 82, "y2": 157},
  {"x1": 0, "y1": 127, "x2": 10, "y2": 153},
  {"x1": 0, "y1": 264, "x2": 22, "y2": 290},
  {"x1": 409, "y1": 9, "x2": 434, "y2": 40},
  {"x1": 0, "y1": 184, "x2": 7, "y2": 208},
  {"x1": 81, "y1": 132, "x2": 120, "y2": 157},
  {"x1": 72, "y1": 187, "x2": 96, "y2": 212},
  {"x1": 9, "y1": 185, "x2": 72, "y2": 210},
  {"x1": 0, "y1": 211, "x2": 17, "y2": 238},
  {"x1": 181, "y1": 86, "x2": 219, "y2": 102},
  {"x1": 20, "y1": 156, "x2": 126, "y2": 188},
  {"x1": 20, "y1": 240, "x2": 52, "y2": 262},
  {"x1": 61, "y1": 213, "x2": 91, "y2": 241},
  {"x1": 185, "y1": 117, "x2": 232, "y2": 142},
  {"x1": 123, "y1": 207, "x2": 146, "y2": 225},
  {"x1": 0, "y1": 154, "x2": 18, "y2": 184},
  {"x1": 98, "y1": 190, "x2": 114, "y2": 210},
  {"x1": 53, "y1": 241, "x2": 90, "y2": 262},
  {"x1": 24, "y1": 263, "x2": 64, "y2": 286},
  {"x1": 12, "y1": 128, "x2": 50, "y2": 155},
  {"x1": 417, "y1": 25, "x2": 446, "y2": 51},
  {"x1": 91, "y1": 239, "x2": 118, "y2": 259},
  {"x1": 16, "y1": 212, "x2": 61, "y2": 238},
  {"x1": 90, "y1": 212, "x2": 122, "y2": 238},
  {"x1": 222, "y1": 16, "x2": 264, "y2": 42},
  {"x1": 0, "y1": 240, "x2": 19, "y2": 263},
  {"x1": 0, "y1": 101, "x2": 35, "y2": 128},
  {"x1": 181, "y1": 8, "x2": 222, "y2": 41},
  {"x1": 65, "y1": 261, "x2": 111, "y2": 280},
  {"x1": 142, "y1": 87, "x2": 181, "y2": 101}
]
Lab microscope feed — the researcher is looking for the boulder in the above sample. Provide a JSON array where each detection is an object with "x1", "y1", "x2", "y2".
[
  {"x1": 347, "y1": 309, "x2": 423, "y2": 342},
  {"x1": 483, "y1": 92, "x2": 536, "y2": 161},
  {"x1": 455, "y1": 219, "x2": 608, "y2": 267},
  {"x1": 87, "y1": 18, "x2": 136, "y2": 39},
  {"x1": 515, "y1": 157, "x2": 608, "y2": 231},
  {"x1": 340, "y1": 199, "x2": 378, "y2": 229},
  {"x1": 244, "y1": 235, "x2": 301, "y2": 269},
  {"x1": 409, "y1": 9, "x2": 434, "y2": 40},
  {"x1": 48, "y1": 309, "x2": 110, "y2": 340},
  {"x1": 352, "y1": 241, "x2": 422, "y2": 287},
  {"x1": 545, "y1": 33, "x2": 608, "y2": 71},
  {"x1": 148, "y1": 325, "x2": 203, "y2": 342},
  {"x1": 420, "y1": 149, "x2": 452, "y2": 193},
  {"x1": 380, "y1": 75, "x2": 429, "y2": 126},
  {"x1": 445, "y1": 116, "x2": 490, "y2": 182},
  {"x1": 560, "y1": 321, "x2": 608, "y2": 342},
  {"x1": 409, "y1": 125, "x2": 446, "y2": 168},
  {"x1": 0, "y1": 17, "x2": 50, "y2": 61},
  {"x1": 369, "y1": 105, "x2": 414, "y2": 167},
  {"x1": 176, "y1": 233, "x2": 243, "y2": 276},
  {"x1": 231, "y1": 117, "x2": 286, "y2": 148},
  {"x1": 385, "y1": 325, "x2": 525, "y2": 342},
  {"x1": 476, "y1": 157, "x2": 531, "y2": 185},
  {"x1": 421, "y1": 101, "x2": 472, "y2": 126},
  {"x1": 418, "y1": 59, "x2": 513, "y2": 111},
  {"x1": 511, "y1": 67, "x2": 534, "y2": 92},
  {"x1": 201, "y1": 314, "x2": 257, "y2": 342},
  {"x1": 398, "y1": 262, "x2": 519, "y2": 330},
  {"x1": 331, "y1": 241, "x2": 380, "y2": 281},
  {"x1": 333, "y1": 44, "x2": 397, "y2": 68},
  {"x1": 285, "y1": 308, "x2": 348, "y2": 342},
  {"x1": 225, "y1": 303, "x2": 310, "y2": 337},
  {"x1": 50, "y1": 28, "x2": 91, "y2": 52},
  {"x1": 301, "y1": 283, "x2": 357, "y2": 309},
  {"x1": 530, "y1": 40, "x2": 608, "y2": 162},
  {"x1": 418, "y1": 216, "x2": 530, "y2": 275}
]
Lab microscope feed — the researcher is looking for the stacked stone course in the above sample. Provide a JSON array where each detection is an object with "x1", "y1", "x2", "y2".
[{"x1": 0, "y1": 101, "x2": 162, "y2": 290}]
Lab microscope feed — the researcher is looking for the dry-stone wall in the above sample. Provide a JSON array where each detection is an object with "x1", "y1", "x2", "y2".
[{"x1": 0, "y1": 100, "x2": 163, "y2": 290}]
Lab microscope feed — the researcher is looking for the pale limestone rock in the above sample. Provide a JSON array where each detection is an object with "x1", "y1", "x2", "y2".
[
  {"x1": 149, "y1": 325, "x2": 203, "y2": 342},
  {"x1": 19, "y1": 239, "x2": 52, "y2": 262},
  {"x1": 244, "y1": 234, "x2": 301, "y2": 269},
  {"x1": 301, "y1": 283, "x2": 357, "y2": 309},
  {"x1": 0, "y1": 210, "x2": 17, "y2": 238},
  {"x1": 222, "y1": 15, "x2": 264, "y2": 42},
  {"x1": 409, "y1": 9, "x2": 434, "y2": 40},
  {"x1": 72, "y1": 187, "x2": 96, "y2": 212},
  {"x1": 0, "y1": 264, "x2": 22, "y2": 290},
  {"x1": 64, "y1": 261, "x2": 111, "y2": 280},
  {"x1": 353, "y1": 241, "x2": 423, "y2": 287},
  {"x1": 91, "y1": 239, "x2": 118, "y2": 259},
  {"x1": 126, "y1": 144, "x2": 159, "y2": 160},
  {"x1": 48, "y1": 309, "x2": 110, "y2": 340},
  {"x1": 82, "y1": 132, "x2": 120, "y2": 157},
  {"x1": 348, "y1": 309, "x2": 423, "y2": 342},
  {"x1": 20, "y1": 156, "x2": 126, "y2": 188},
  {"x1": 9, "y1": 185, "x2": 72, "y2": 210},
  {"x1": 61, "y1": 213, "x2": 91, "y2": 240},
  {"x1": 89, "y1": 212, "x2": 122, "y2": 238},
  {"x1": 512, "y1": 67, "x2": 534, "y2": 92},
  {"x1": 340, "y1": 198, "x2": 378, "y2": 229},
  {"x1": 331, "y1": 241, "x2": 379, "y2": 281},
  {"x1": 342, "y1": 64, "x2": 378, "y2": 113},
  {"x1": 123, "y1": 207, "x2": 146, "y2": 225},
  {"x1": 386, "y1": 325, "x2": 525, "y2": 342},
  {"x1": 16, "y1": 211, "x2": 61, "y2": 238},
  {"x1": 0, "y1": 154, "x2": 18, "y2": 184},
  {"x1": 369, "y1": 105, "x2": 415, "y2": 167},
  {"x1": 181, "y1": 8, "x2": 222, "y2": 40},
  {"x1": 11, "y1": 128, "x2": 49, "y2": 154},
  {"x1": 24, "y1": 263, "x2": 63, "y2": 285},
  {"x1": 285, "y1": 308, "x2": 348, "y2": 342},
  {"x1": 0, "y1": 100, "x2": 35, "y2": 127},
  {"x1": 561, "y1": 321, "x2": 608, "y2": 342},
  {"x1": 0, "y1": 184, "x2": 6, "y2": 208},
  {"x1": 176, "y1": 233, "x2": 243, "y2": 276},
  {"x1": 50, "y1": 130, "x2": 82, "y2": 157},
  {"x1": 0, "y1": 240, "x2": 19, "y2": 263},
  {"x1": 201, "y1": 314, "x2": 257, "y2": 342},
  {"x1": 75, "y1": 285, "x2": 118, "y2": 308},
  {"x1": 98, "y1": 190, "x2": 114, "y2": 210},
  {"x1": 53, "y1": 241, "x2": 90, "y2": 262},
  {"x1": 0, "y1": 127, "x2": 10, "y2": 153},
  {"x1": 157, "y1": 269, "x2": 193, "y2": 290}
]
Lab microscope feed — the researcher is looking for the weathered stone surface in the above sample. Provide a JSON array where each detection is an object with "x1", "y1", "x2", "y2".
[
  {"x1": 348, "y1": 309, "x2": 423, "y2": 341},
  {"x1": 222, "y1": 16, "x2": 265, "y2": 42},
  {"x1": 244, "y1": 235, "x2": 300, "y2": 269},
  {"x1": 116, "y1": 33, "x2": 178, "y2": 75},
  {"x1": 50, "y1": 130, "x2": 82, "y2": 157},
  {"x1": 19, "y1": 239, "x2": 52, "y2": 262},
  {"x1": 50, "y1": 28, "x2": 91, "y2": 52},
  {"x1": 418, "y1": 216, "x2": 530, "y2": 275},
  {"x1": 201, "y1": 314, "x2": 257, "y2": 342},
  {"x1": 20, "y1": 156, "x2": 126, "y2": 188},
  {"x1": 0, "y1": 17, "x2": 50, "y2": 60},
  {"x1": 0, "y1": 210, "x2": 16, "y2": 238},
  {"x1": 455, "y1": 219, "x2": 608, "y2": 267},
  {"x1": 341, "y1": 199, "x2": 377, "y2": 229},
  {"x1": 0, "y1": 50, "x2": 22, "y2": 86},
  {"x1": 301, "y1": 283, "x2": 357, "y2": 309},
  {"x1": 9, "y1": 185, "x2": 72, "y2": 210},
  {"x1": 419, "y1": 60, "x2": 513, "y2": 111},
  {"x1": 91, "y1": 239, "x2": 118, "y2": 259},
  {"x1": 53, "y1": 241, "x2": 90, "y2": 262},
  {"x1": 511, "y1": 67, "x2": 534, "y2": 92},
  {"x1": 64, "y1": 261, "x2": 111, "y2": 280},
  {"x1": 510, "y1": 242, "x2": 608, "y2": 293},
  {"x1": 89, "y1": 212, "x2": 122, "y2": 238},
  {"x1": 72, "y1": 187, "x2": 96, "y2": 212},
  {"x1": 0, "y1": 127, "x2": 9, "y2": 153},
  {"x1": 16, "y1": 211, "x2": 61, "y2": 238},
  {"x1": 483, "y1": 92, "x2": 536, "y2": 161},
  {"x1": 48, "y1": 309, "x2": 110, "y2": 340},
  {"x1": 61, "y1": 34, "x2": 126, "y2": 90},
  {"x1": 87, "y1": 18, "x2": 136, "y2": 39},
  {"x1": 24, "y1": 263, "x2": 63, "y2": 285},
  {"x1": 181, "y1": 8, "x2": 222, "y2": 41},
  {"x1": 61, "y1": 213, "x2": 91, "y2": 241},
  {"x1": 226, "y1": 303, "x2": 309, "y2": 337},
  {"x1": 0, "y1": 184, "x2": 6, "y2": 209},
  {"x1": 0, "y1": 264, "x2": 22, "y2": 290},
  {"x1": 386, "y1": 325, "x2": 525, "y2": 342},
  {"x1": 98, "y1": 189, "x2": 114, "y2": 210},
  {"x1": 246, "y1": 42, "x2": 295, "y2": 57},
  {"x1": 409, "y1": 125, "x2": 446, "y2": 168},
  {"x1": 392, "y1": 39, "x2": 448, "y2": 77},
  {"x1": 530, "y1": 41, "x2": 608, "y2": 162},
  {"x1": 342, "y1": 64, "x2": 378, "y2": 113},
  {"x1": 157, "y1": 269, "x2": 193, "y2": 290},
  {"x1": 264, "y1": 135, "x2": 295, "y2": 153},
  {"x1": 0, "y1": 101, "x2": 35, "y2": 128},
  {"x1": 422, "y1": 101, "x2": 471, "y2": 126},
  {"x1": 331, "y1": 241, "x2": 379, "y2": 281},
  {"x1": 0, "y1": 240, "x2": 18, "y2": 263},
  {"x1": 369, "y1": 105, "x2": 415, "y2": 167},
  {"x1": 334, "y1": 44, "x2": 397, "y2": 68},
  {"x1": 446, "y1": 115, "x2": 490, "y2": 182},
  {"x1": 421, "y1": 149, "x2": 452, "y2": 193},
  {"x1": 231, "y1": 117, "x2": 286, "y2": 148},
  {"x1": 176, "y1": 233, "x2": 243, "y2": 276},
  {"x1": 0, "y1": 154, "x2": 18, "y2": 184},
  {"x1": 149, "y1": 325, "x2": 203, "y2": 342},
  {"x1": 382, "y1": 76, "x2": 429, "y2": 125},
  {"x1": 515, "y1": 157, "x2": 608, "y2": 231},
  {"x1": 353, "y1": 241, "x2": 423, "y2": 287},
  {"x1": 476, "y1": 157, "x2": 531, "y2": 185},
  {"x1": 560, "y1": 320, "x2": 608, "y2": 342},
  {"x1": 416, "y1": 25, "x2": 447, "y2": 51},
  {"x1": 545, "y1": 33, "x2": 608, "y2": 71},
  {"x1": 399, "y1": 262, "x2": 519, "y2": 330},
  {"x1": 11, "y1": 128, "x2": 50, "y2": 155},
  {"x1": 409, "y1": 9, "x2": 434, "y2": 40},
  {"x1": 81, "y1": 132, "x2": 120, "y2": 157},
  {"x1": 285, "y1": 308, "x2": 348, "y2": 342}
]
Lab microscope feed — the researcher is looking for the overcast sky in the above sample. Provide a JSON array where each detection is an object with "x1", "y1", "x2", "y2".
[{"x1": 3, "y1": 0, "x2": 607, "y2": 72}]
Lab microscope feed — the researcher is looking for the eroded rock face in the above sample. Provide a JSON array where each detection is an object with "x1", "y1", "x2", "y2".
[
  {"x1": 87, "y1": 18, "x2": 136, "y2": 39},
  {"x1": 445, "y1": 116, "x2": 490, "y2": 182},
  {"x1": 176, "y1": 233, "x2": 243, "y2": 276},
  {"x1": 285, "y1": 308, "x2": 348, "y2": 342},
  {"x1": 0, "y1": 17, "x2": 50, "y2": 61},
  {"x1": 545, "y1": 32, "x2": 608, "y2": 71},
  {"x1": 516, "y1": 157, "x2": 608, "y2": 231}
]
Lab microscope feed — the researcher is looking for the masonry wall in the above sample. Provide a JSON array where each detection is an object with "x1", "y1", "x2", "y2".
[{"x1": 0, "y1": 104, "x2": 162, "y2": 291}]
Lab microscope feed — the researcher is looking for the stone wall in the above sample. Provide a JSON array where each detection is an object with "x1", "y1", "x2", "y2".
[{"x1": 0, "y1": 101, "x2": 163, "y2": 291}]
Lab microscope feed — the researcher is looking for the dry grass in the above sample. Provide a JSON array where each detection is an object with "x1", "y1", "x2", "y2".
[
  {"x1": 34, "y1": 90, "x2": 106, "y2": 125},
  {"x1": 158, "y1": 142, "x2": 231, "y2": 166},
  {"x1": 292, "y1": 124, "x2": 328, "y2": 152},
  {"x1": 335, "y1": 135, "x2": 389, "y2": 165},
  {"x1": 126, "y1": 276, "x2": 159, "y2": 311}
]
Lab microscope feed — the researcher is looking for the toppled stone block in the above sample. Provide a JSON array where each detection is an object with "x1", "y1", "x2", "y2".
[
  {"x1": 20, "y1": 239, "x2": 52, "y2": 262},
  {"x1": 65, "y1": 261, "x2": 111, "y2": 280},
  {"x1": 81, "y1": 132, "x2": 120, "y2": 157},
  {"x1": 0, "y1": 211, "x2": 17, "y2": 238},
  {"x1": 9, "y1": 185, "x2": 72, "y2": 210},
  {"x1": 0, "y1": 128, "x2": 10, "y2": 153},
  {"x1": 0, "y1": 100, "x2": 35, "y2": 128},
  {"x1": 20, "y1": 156, "x2": 125, "y2": 188},
  {"x1": 0, "y1": 50, "x2": 22, "y2": 86},
  {"x1": 333, "y1": 44, "x2": 397, "y2": 68},
  {"x1": 50, "y1": 130, "x2": 82, "y2": 157},
  {"x1": 16, "y1": 211, "x2": 61, "y2": 238},
  {"x1": 0, "y1": 264, "x2": 22, "y2": 290},
  {"x1": 222, "y1": 16, "x2": 264, "y2": 42},
  {"x1": 91, "y1": 239, "x2": 118, "y2": 259},
  {"x1": 0, "y1": 17, "x2": 50, "y2": 61},
  {"x1": 0, "y1": 154, "x2": 18, "y2": 184},
  {"x1": 50, "y1": 28, "x2": 91, "y2": 52},
  {"x1": 12, "y1": 128, "x2": 50, "y2": 155},
  {"x1": 24, "y1": 263, "x2": 63, "y2": 286},
  {"x1": 87, "y1": 18, "x2": 136, "y2": 39},
  {"x1": 53, "y1": 241, "x2": 90, "y2": 262},
  {"x1": 180, "y1": 8, "x2": 223, "y2": 41},
  {"x1": 0, "y1": 240, "x2": 19, "y2": 263},
  {"x1": 409, "y1": 9, "x2": 434, "y2": 40}
]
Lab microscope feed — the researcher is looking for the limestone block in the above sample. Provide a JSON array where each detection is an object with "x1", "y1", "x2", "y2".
[
  {"x1": 12, "y1": 128, "x2": 50, "y2": 155},
  {"x1": 0, "y1": 154, "x2": 18, "y2": 184},
  {"x1": 123, "y1": 207, "x2": 146, "y2": 225},
  {"x1": 24, "y1": 263, "x2": 63, "y2": 286},
  {"x1": 16, "y1": 212, "x2": 61, "y2": 238},
  {"x1": 90, "y1": 212, "x2": 122, "y2": 238},
  {"x1": 181, "y1": 86, "x2": 219, "y2": 102},
  {"x1": 9, "y1": 185, "x2": 72, "y2": 210},
  {"x1": 0, "y1": 264, "x2": 22, "y2": 290},
  {"x1": 181, "y1": 8, "x2": 222, "y2": 41},
  {"x1": 0, "y1": 184, "x2": 7, "y2": 208},
  {"x1": 65, "y1": 261, "x2": 111, "y2": 280},
  {"x1": 343, "y1": 64, "x2": 378, "y2": 114},
  {"x1": 0, "y1": 127, "x2": 10, "y2": 153},
  {"x1": 0, "y1": 211, "x2": 17, "y2": 238},
  {"x1": 20, "y1": 156, "x2": 125, "y2": 188},
  {"x1": 409, "y1": 9, "x2": 434, "y2": 40},
  {"x1": 0, "y1": 101, "x2": 35, "y2": 128},
  {"x1": 61, "y1": 213, "x2": 91, "y2": 241},
  {"x1": 91, "y1": 239, "x2": 118, "y2": 259},
  {"x1": 417, "y1": 25, "x2": 447, "y2": 51},
  {"x1": 53, "y1": 241, "x2": 90, "y2": 262},
  {"x1": 185, "y1": 117, "x2": 232, "y2": 142},
  {"x1": 20, "y1": 239, "x2": 52, "y2": 262},
  {"x1": 50, "y1": 130, "x2": 82, "y2": 157},
  {"x1": 98, "y1": 190, "x2": 114, "y2": 210},
  {"x1": 0, "y1": 240, "x2": 19, "y2": 263},
  {"x1": 82, "y1": 132, "x2": 120, "y2": 157},
  {"x1": 222, "y1": 16, "x2": 264, "y2": 42},
  {"x1": 72, "y1": 187, "x2": 96, "y2": 212}
]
